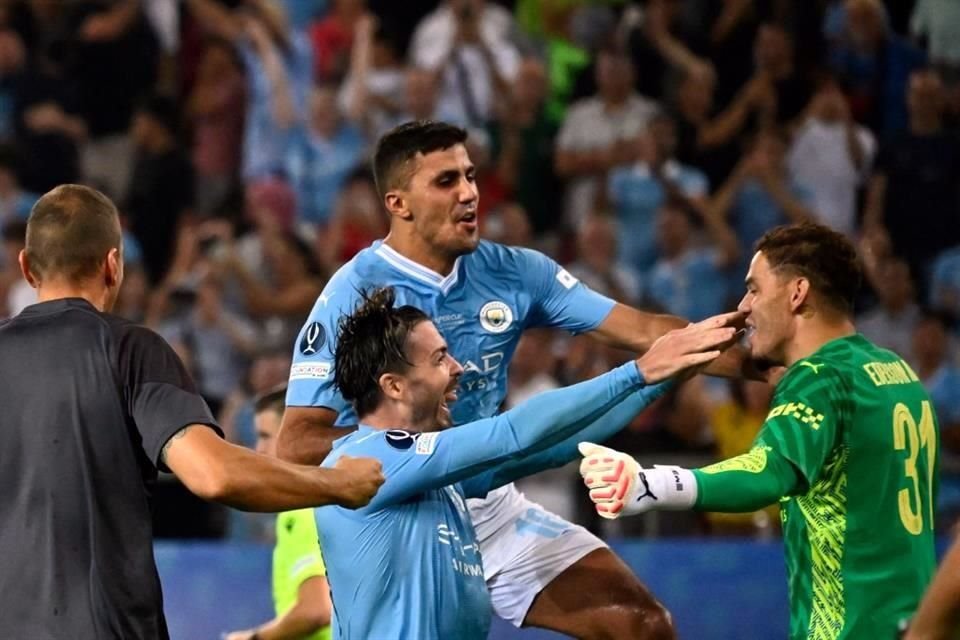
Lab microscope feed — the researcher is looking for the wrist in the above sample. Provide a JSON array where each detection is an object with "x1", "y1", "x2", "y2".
[{"x1": 624, "y1": 465, "x2": 697, "y2": 515}]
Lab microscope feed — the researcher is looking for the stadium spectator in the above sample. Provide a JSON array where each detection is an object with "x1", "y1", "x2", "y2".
[
  {"x1": 337, "y1": 14, "x2": 407, "y2": 140},
  {"x1": 481, "y1": 202, "x2": 534, "y2": 249},
  {"x1": 929, "y1": 246, "x2": 960, "y2": 318},
  {"x1": 124, "y1": 94, "x2": 195, "y2": 285},
  {"x1": 709, "y1": 128, "x2": 814, "y2": 274},
  {"x1": 645, "y1": 197, "x2": 738, "y2": 321},
  {"x1": 488, "y1": 57, "x2": 562, "y2": 237},
  {"x1": 409, "y1": 0, "x2": 520, "y2": 128},
  {"x1": 0, "y1": 27, "x2": 25, "y2": 140},
  {"x1": 565, "y1": 214, "x2": 643, "y2": 305},
  {"x1": 316, "y1": 167, "x2": 387, "y2": 268},
  {"x1": 0, "y1": 184, "x2": 384, "y2": 639},
  {"x1": 910, "y1": 0, "x2": 960, "y2": 72},
  {"x1": 186, "y1": 0, "x2": 311, "y2": 180},
  {"x1": 186, "y1": 37, "x2": 246, "y2": 214},
  {"x1": 310, "y1": 0, "x2": 368, "y2": 83},
  {"x1": 283, "y1": 84, "x2": 366, "y2": 228},
  {"x1": 70, "y1": 0, "x2": 160, "y2": 200},
  {"x1": 0, "y1": 144, "x2": 37, "y2": 224},
  {"x1": 830, "y1": 0, "x2": 927, "y2": 135},
  {"x1": 787, "y1": 80, "x2": 876, "y2": 236},
  {"x1": 0, "y1": 218, "x2": 31, "y2": 317},
  {"x1": 606, "y1": 112, "x2": 709, "y2": 274},
  {"x1": 556, "y1": 46, "x2": 660, "y2": 228},
  {"x1": 857, "y1": 257, "x2": 921, "y2": 360},
  {"x1": 863, "y1": 69, "x2": 960, "y2": 288}
]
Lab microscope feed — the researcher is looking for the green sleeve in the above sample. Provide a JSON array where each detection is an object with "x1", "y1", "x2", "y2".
[
  {"x1": 753, "y1": 361, "x2": 846, "y2": 490},
  {"x1": 693, "y1": 445, "x2": 802, "y2": 511},
  {"x1": 277, "y1": 509, "x2": 326, "y2": 585}
]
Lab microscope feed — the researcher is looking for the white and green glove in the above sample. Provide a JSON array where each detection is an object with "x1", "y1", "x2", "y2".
[{"x1": 578, "y1": 442, "x2": 698, "y2": 519}]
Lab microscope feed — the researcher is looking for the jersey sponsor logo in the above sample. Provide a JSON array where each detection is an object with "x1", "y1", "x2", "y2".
[
  {"x1": 438, "y1": 522, "x2": 483, "y2": 577},
  {"x1": 385, "y1": 429, "x2": 418, "y2": 450},
  {"x1": 556, "y1": 268, "x2": 579, "y2": 289},
  {"x1": 461, "y1": 351, "x2": 505, "y2": 391},
  {"x1": 289, "y1": 362, "x2": 332, "y2": 380},
  {"x1": 416, "y1": 431, "x2": 439, "y2": 456},
  {"x1": 299, "y1": 322, "x2": 327, "y2": 355},
  {"x1": 767, "y1": 402, "x2": 825, "y2": 430},
  {"x1": 799, "y1": 361, "x2": 824, "y2": 374},
  {"x1": 479, "y1": 301, "x2": 514, "y2": 334}
]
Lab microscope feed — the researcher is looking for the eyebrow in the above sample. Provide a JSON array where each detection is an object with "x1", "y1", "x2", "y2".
[
  {"x1": 433, "y1": 165, "x2": 475, "y2": 182},
  {"x1": 744, "y1": 277, "x2": 756, "y2": 287}
]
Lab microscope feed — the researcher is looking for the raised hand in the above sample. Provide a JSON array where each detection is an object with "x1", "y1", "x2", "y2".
[{"x1": 634, "y1": 311, "x2": 741, "y2": 383}]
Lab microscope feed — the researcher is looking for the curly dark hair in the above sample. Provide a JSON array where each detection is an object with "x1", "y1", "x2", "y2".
[
  {"x1": 755, "y1": 222, "x2": 862, "y2": 315},
  {"x1": 334, "y1": 287, "x2": 430, "y2": 418}
]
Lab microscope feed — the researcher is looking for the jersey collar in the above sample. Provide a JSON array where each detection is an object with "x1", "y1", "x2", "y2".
[{"x1": 374, "y1": 242, "x2": 462, "y2": 294}]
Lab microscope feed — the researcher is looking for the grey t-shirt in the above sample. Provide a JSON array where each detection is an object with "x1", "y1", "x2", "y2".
[{"x1": 0, "y1": 298, "x2": 220, "y2": 639}]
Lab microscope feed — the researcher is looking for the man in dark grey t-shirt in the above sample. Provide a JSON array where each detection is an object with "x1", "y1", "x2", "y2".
[{"x1": 0, "y1": 184, "x2": 384, "y2": 640}]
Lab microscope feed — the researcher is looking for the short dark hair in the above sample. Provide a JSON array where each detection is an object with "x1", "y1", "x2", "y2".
[
  {"x1": 756, "y1": 222, "x2": 862, "y2": 315},
  {"x1": 254, "y1": 385, "x2": 287, "y2": 416},
  {"x1": 372, "y1": 120, "x2": 468, "y2": 197},
  {"x1": 25, "y1": 184, "x2": 122, "y2": 283},
  {"x1": 334, "y1": 287, "x2": 430, "y2": 418}
]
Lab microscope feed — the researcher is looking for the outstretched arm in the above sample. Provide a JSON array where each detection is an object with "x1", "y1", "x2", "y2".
[
  {"x1": 462, "y1": 381, "x2": 673, "y2": 498},
  {"x1": 360, "y1": 318, "x2": 736, "y2": 508}
]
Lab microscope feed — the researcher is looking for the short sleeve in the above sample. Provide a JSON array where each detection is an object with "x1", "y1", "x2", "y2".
[
  {"x1": 753, "y1": 363, "x2": 845, "y2": 491},
  {"x1": 515, "y1": 247, "x2": 616, "y2": 332},
  {"x1": 116, "y1": 325, "x2": 220, "y2": 468},
  {"x1": 277, "y1": 509, "x2": 326, "y2": 585},
  {"x1": 286, "y1": 283, "x2": 358, "y2": 425}
]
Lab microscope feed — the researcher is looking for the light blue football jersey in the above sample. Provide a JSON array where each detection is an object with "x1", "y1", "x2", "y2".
[
  {"x1": 286, "y1": 240, "x2": 617, "y2": 425},
  {"x1": 315, "y1": 362, "x2": 659, "y2": 640}
]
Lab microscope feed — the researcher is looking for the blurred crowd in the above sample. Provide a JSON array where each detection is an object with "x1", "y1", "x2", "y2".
[{"x1": 2, "y1": 0, "x2": 960, "y2": 540}]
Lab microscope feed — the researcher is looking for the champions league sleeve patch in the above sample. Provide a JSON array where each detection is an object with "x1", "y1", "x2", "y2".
[{"x1": 299, "y1": 322, "x2": 327, "y2": 356}]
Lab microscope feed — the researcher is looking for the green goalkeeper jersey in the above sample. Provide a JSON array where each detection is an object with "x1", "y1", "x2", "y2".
[{"x1": 756, "y1": 334, "x2": 938, "y2": 639}]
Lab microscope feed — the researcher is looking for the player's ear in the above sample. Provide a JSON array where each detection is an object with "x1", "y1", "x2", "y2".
[
  {"x1": 789, "y1": 277, "x2": 811, "y2": 314},
  {"x1": 384, "y1": 189, "x2": 413, "y2": 221},
  {"x1": 378, "y1": 372, "x2": 405, "y2": 401},
  {"x1": 18, "y1": 249, "x2": 38, "y2": 288},
  {"x1": 105, "y1": 247, "x2": 122, "y2": 288}
]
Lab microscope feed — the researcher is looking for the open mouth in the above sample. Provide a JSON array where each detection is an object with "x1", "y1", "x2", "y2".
[{"x1": 457, "y1": 212, "x2": 478, "y2": 232}]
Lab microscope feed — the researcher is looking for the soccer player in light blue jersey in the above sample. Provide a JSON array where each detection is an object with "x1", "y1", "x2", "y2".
[
  {"x1": 280, "y1": 121, "x2": 755, "y2": 638},
  {"x1": 315, "y1": 287, "x2": 736, "y2": 640}
]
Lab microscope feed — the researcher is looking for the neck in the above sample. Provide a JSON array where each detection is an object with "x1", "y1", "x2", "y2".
[
  {"x1": 782, "y1": 316, "x2": 856, "y2": 367},
  {"x1": 35, "y1": 282, "x2": 111, "y2": 312},
  {"x1": 384, "y1": 231, "x2": 458, "y2": 276},
  {"x1": 603, "y1": 94, "x2": 629, "y2": 110},
  {"x1": 361, "y1": 404, "x2": 434, "y2": 433}
]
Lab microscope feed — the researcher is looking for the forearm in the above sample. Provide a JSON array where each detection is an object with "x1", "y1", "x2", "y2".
[
  {"x1": 691, "y1": 446, "x2": 800, "y2": 512},
  {"x1": 503, "y1": 361, "x2": 645, "y2": 453},
  {"x1": 276, "y1": 409, "x2": 352, "y2": 465},
  {"x1": 905, "y1": 538, "x2": 960, "y2": 640},
  {"x1": 489, "y1": 381, "x2": 671, "y2": 489},
  {"x1": 213, "y1": 445, "x2": 353, "y2": 512}
]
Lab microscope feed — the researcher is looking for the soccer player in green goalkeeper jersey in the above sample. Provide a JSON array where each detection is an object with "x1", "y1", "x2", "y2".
[
  {"x1": 225, "y1": 387, "x2": 333, "y2": 640},
  {"x1": 579, "y1": 222, "x2": 939, "y2": 640}
]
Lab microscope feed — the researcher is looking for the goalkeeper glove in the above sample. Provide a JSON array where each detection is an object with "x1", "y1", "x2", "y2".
[{"x1": 578, "y1": 442, "x2": 698, "y2": 519}]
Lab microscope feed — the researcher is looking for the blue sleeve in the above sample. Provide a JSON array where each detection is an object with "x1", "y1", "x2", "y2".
[
  {"x1": 461, "y1": 381, "x2": 672, "y2": 498},
  {"x1": 285, "y1": 281, "x2": 360, "y2": 426},
  {"x1": 332, "y1": 362, "x2": 645, "y2": 509},
  {"x1": 516, "y1": 247, "x2": 617, "y2": 333}
]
